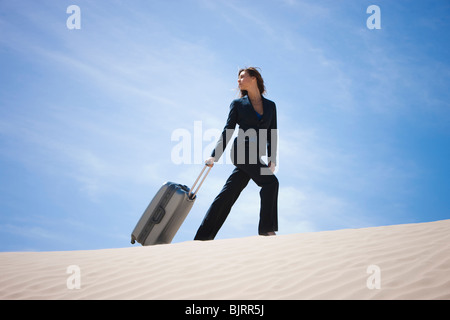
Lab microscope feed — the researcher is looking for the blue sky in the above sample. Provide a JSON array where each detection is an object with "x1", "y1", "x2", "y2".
[{"x1": 0, "y1": 0, "x2": 449, "y2": 251}]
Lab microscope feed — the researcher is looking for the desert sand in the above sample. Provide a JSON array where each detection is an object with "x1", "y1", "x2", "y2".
[{"x1": 1, "y1": 219, "x2": 449, "y2": 300}]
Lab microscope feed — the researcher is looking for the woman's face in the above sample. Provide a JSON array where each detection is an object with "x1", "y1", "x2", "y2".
[{"x1": 238, "y1": 71, "x2": 254, "y2": 91}]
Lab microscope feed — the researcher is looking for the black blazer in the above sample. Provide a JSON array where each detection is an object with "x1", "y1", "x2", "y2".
[{"x1": 211, "y1": 95, "x2": 278, "y2": 164}]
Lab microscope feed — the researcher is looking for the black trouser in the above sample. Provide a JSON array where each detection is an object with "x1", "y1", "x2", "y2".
[{"x1": 194, "y1": 148, "x2": 279, "y2": 240}]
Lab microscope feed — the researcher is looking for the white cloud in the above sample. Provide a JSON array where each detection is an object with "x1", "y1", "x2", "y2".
[{"x1": 0, "y1": 0, "x2": 237, "y2": 201}]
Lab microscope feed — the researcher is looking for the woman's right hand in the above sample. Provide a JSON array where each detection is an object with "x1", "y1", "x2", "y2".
[{"x1": 205, "y1": 157, "x2": 215, "y2": 167}]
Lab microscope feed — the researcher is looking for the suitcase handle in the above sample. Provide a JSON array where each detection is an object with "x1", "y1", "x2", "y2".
[{"x1": 188, "y1": 165, "x2": 212, "y2": 199}]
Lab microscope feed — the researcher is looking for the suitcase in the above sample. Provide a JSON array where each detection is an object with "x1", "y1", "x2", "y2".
[{"x1": 131, "y1": 165, "x2": 211, "y2": 246}]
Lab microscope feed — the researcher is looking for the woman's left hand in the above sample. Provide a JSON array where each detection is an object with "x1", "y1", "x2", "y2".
[{"x1": 268, "y1": 162, "x2": 276, "y2": 173}]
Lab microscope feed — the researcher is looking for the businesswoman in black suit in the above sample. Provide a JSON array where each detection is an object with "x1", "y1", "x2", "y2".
[{"x1": 194, "y1": 67, "x2": 278, "y2": 240}]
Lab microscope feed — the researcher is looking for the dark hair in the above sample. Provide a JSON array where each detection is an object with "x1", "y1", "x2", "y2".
[{"x1": 238, "y1": 67, "x2": 266, "y2": 98}]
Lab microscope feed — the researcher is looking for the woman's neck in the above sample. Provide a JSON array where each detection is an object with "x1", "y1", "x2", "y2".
[{"x1": 247, "y1": 88, "x2": 262, "y2": 103}]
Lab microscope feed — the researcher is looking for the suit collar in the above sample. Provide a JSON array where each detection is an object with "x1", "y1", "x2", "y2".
[{"x1": 243, "y1": 95, "x2": 266, "y2": 121}]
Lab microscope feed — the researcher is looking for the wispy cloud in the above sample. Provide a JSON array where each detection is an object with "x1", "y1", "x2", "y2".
[{"x1": 0, "y1": 0, "x2": 233, "y2": 199}]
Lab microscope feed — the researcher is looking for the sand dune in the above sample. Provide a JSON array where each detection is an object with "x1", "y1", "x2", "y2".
[{"x1": 1, "y1": 219, "x2": 450, "y2": 300}]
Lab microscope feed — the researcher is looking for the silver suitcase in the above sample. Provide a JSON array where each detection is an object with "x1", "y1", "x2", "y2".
[{"x1": 131, "y1": 165, "x2": 211, "y2": 246}]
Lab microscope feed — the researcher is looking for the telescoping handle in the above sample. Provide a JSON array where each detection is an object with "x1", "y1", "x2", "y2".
[{"x1": 188, "y1": 165, "x2": 212, "y2": 199}]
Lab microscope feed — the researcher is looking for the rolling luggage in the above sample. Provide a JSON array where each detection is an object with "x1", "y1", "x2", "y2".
[{"x1": 131, "y1": 165, "x2": 211, "y2": 246}]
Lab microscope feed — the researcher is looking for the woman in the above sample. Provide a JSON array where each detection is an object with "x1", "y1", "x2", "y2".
[{"x1": 194, "y1": 67, "x2": 278, "y2": 240}]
